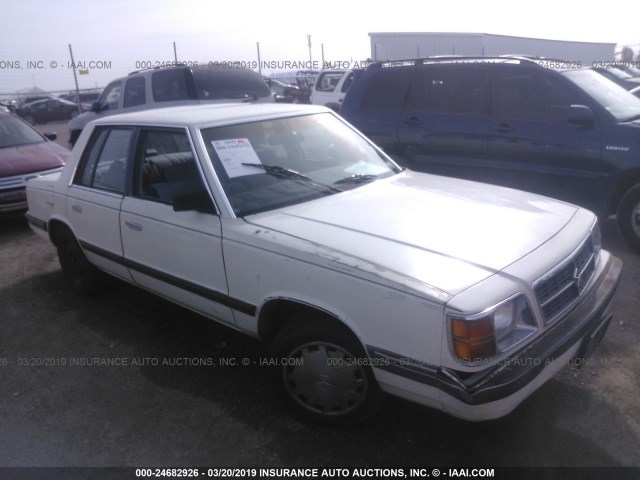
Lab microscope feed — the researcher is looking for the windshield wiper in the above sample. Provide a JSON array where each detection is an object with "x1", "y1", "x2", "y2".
[
  {"x1": 241, "y1": 163, "x2": 342, "y2": 192},
  {"x1": 623, "y1": 113, "x2": 640, "y2": 122},
  {"x1": 334, "y1": 174, "x2": 378, "y2": 185}
]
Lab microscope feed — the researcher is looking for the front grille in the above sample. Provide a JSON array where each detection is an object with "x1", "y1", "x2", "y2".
[{"x1": 534, "y1": 234, "x2": 597, "y2": 324}]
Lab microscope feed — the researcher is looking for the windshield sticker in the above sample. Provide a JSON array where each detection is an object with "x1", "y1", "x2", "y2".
[
  {"x1": 344, "y1": 160, "x2": 389, "y2": 176},
  {"x1": 212, "y1": 138, "x2": 263, "y2": 178}
]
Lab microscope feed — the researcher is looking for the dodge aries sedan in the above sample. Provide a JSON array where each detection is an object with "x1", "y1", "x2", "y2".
[{"x1": 25, "y1": 104, "x2": 622, "y2": 424}]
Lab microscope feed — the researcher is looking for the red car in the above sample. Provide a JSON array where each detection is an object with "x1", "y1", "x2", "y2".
[{"x1": 0, "y1": 111, "x2": 69, "y2": 216}]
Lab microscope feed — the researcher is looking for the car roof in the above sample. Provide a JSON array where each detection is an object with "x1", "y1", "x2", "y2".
[{"x1": 90, "y1": 103, "x2": 332, "y2": 128}]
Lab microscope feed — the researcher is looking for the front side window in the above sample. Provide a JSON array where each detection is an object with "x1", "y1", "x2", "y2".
[
  {"x1": 496, "y1": 68, "x2": 584, "y2": 123},
  {"x1": 99, "y1": 81, "x2": 122, "y2": 110},
  {"x1": 136, "y1": 129, "x2": 207, "y2": 206},
  {"x1": 563, "y1": 69, "x2": 640, "y2": 122},
  {"x1": 74, "y1": 127, "x2": 134, "y2": 194},
  {"x1": 202, "y1": 112, "x2": 400, "y2": 216}
]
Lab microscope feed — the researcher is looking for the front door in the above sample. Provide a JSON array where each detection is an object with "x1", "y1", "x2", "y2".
[{"x1": 120, "y1": 128, "x2": 236, "y2": 325}]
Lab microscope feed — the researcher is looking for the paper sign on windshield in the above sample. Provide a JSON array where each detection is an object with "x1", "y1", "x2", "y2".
[{"x1": 211, "y1": 138, "x2": 263, "y2": 178}]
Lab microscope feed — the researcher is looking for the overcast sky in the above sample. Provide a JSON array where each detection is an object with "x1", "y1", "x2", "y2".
[{"x1": 2, "y1": 0, "x2": 639, "y2": 96}]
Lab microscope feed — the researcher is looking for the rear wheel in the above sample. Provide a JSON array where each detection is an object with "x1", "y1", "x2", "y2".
[
  {"x1": 616, "y1": 184, "x2": 640, "y2": 252},
  {"x1": 271, "y1": 313, "x2": 383, "y2": 424},
  {"x1": 57, "y1": 227, "x2": 105, "y2": 295},
  {"x1": 24, "y1": 115, "x2": 36, "y2": 125}
]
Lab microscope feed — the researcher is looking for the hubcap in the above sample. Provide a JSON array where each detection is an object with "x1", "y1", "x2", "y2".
[{"x1": 283, "y1": 341, "x2": 368, "y2": 416}]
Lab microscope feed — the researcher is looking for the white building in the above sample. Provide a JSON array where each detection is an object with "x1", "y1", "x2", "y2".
[{"x1": 369, "y1": 32, "x2": 616, "y2": 65}]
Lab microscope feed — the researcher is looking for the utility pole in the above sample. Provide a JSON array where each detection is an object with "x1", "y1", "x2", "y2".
[
  {"x1": 321, "y1": 43, "x2": 325, "y2": 68},
  {"x1": 307, "y1": 35, "x2": 312, "y2": 65},
  {"x1": 173, "y1": 41, "x2": 178, "y2": 64},
  {"x1": 256, "y1": 42, "x2": 262, "y2": 75},
  {"x1": 68, "y1": 44, "x2": 81, "y2": 115}
]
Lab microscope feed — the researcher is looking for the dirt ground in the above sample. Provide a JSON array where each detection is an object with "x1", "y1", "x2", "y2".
[{"x1": 0, "y1": 121, "x2": 638, "y2": 472}]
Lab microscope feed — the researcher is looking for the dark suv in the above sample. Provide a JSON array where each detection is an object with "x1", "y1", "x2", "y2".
[
  {"x1": 68, "y1": 64, "x2": 273, "y2": 146},
  {"x1": 340, "y1": 56, "x2": 640, "y2": 251}
]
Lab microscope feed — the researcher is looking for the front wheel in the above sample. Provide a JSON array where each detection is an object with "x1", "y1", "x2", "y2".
[
  {"x1": 616, "y1": 184, "x2": 640, "y2": 252},
  {"x1": 271, "y1": 315, "x2": 383, "y2": 424},
  {"x1": 57, "y1": 227, "x2": 105, "y2": 295}
]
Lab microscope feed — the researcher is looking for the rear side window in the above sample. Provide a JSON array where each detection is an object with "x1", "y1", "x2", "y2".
[
  {"x1": 123, "y1": 77, "x2": 146, "y2": 108},
  {"x1": 409, "y1": 65, "x2": 490, "y2": 115},
  {"x1": 361, "y1": 68, "x2": 413, "y2": 111},
  {"x1": 152, "y1": 69, "x2": 193, "y2": 102},
  {"x1": 74, "y1": 127, "x2": 134, "y2": 194},
  {"x1": 315, "y1": 72, "x2": 345, "y2": 92}
]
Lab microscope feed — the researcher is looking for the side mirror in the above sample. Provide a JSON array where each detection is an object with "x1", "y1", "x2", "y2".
[
  {"x1": 90, "y1": 102, "x2": 106, "y2": 113},
  {"x1": 568, "y1": 105, "x2": 595, "y2": 127},
  {"x1": 44, "y1": 132, "x2": 57, "y2": 141},
  {"x1": 172, "y1": 189, "x2": 216, "y2": 214}
]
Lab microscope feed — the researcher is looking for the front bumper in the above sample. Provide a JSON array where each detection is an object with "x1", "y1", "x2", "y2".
[
  {"x1": 0, "y1": 188, "x2": 27, "y2": 213},
  {"x1": 370, "y1": 250, "x2": 623, "y2": 420}
]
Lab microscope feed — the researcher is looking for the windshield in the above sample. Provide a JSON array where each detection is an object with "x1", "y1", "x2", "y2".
[
  {"x1": 0, "y1": 114, "x2": 45, "y2": 148},
  {"x1": 202, "y1": 112, "x2": 400, "y2": 216},
  {"x1": 563, "y1": 69, "x2": 640, "y2": 121}
]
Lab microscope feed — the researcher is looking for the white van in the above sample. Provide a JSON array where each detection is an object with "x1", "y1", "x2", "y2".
[{"x1": 310, "y1": 69, "x2": 356, "y2": 112}]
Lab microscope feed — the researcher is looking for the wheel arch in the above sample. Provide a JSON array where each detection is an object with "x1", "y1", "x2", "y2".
[
  {"x1": 257, "y1": 297, "x2": 363, "y2": 346},
  {"x1": 47, "y1": 218, "x2": 76, "y2": 248},
  {"x1": 608, "y1": 169, "x2": 640, "y2": 215}
]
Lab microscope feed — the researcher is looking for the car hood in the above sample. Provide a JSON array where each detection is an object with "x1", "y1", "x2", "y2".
[
  {"x1": 0, "y1": 141, "x2": 68, "y2": 177},
  {"x1": 246, "y1": 171, "x2": 578, "y2": 298}
]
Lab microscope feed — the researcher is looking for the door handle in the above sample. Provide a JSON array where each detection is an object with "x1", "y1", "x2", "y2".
[
  {"x1": 125, "y1": 221, "x2": 143, "y2": 232},
  {"x1": 404, "y1": 116, "x2": 422, "y2": 126},
  {"x1": 494, "y1": 123, "x2": 514, "y2": 133},
  {"x1": 71, "y1": 204, "x2": 82, "y2": 214}
]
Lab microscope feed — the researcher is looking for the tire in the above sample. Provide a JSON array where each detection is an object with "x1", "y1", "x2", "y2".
[
  {"x1": 24, "y1": 115, "x2": 36, "y2": 125},
  {"x1": 616, "y1": 184, "x2": 640, "y2": 252},
  {"x1": 71, "y1": 110, "x2": 79, "y2": 119},
  {"x1": 270, "y1": 313, "x2": 384, "y2": 424},
  {"x1": 57, "y1": 227, "x2": 105, "y2": 295}
]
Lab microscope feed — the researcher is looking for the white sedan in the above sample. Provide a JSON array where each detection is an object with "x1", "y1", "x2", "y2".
[{"x1": 25, "y1": 103, "x2": 622, "y2": 424}]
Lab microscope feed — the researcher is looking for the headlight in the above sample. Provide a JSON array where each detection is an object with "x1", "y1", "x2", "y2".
[{"x1": 449, "y1": 294, "x2": 537, "y2": 364}]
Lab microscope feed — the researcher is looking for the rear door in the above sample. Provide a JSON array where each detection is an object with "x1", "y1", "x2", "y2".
[
  {"x1": 67, "y1": 126, "x2": 135, "y2": 281},
  {"x1": 486, "y1": 64, "x2": 606, "y2": 213},
  {"x1": 397, "y1": 63, "x2": 491, "y2": 178},
  {"x1": 120, "y1": 127, "x2": 236, "y2": 325}
]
